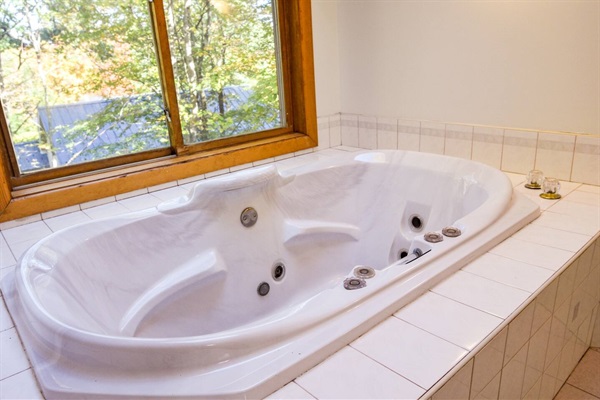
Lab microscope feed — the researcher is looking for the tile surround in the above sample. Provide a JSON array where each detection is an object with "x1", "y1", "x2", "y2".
[
  {"x1": 0, "y1": 116, "x2": 599, "y2": 399},
  {"x1": 333, "y1": 113, "x2": 599, "y2": 186}
]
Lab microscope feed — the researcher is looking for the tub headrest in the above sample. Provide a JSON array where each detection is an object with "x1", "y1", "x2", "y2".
[{"x1": 157, "y1": 165, "x2": 294, "y2": 214}]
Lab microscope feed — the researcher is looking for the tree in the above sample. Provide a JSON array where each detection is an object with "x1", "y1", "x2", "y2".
[{"x1": 0, "y1": 0, "x2": 281, "y2": 171}]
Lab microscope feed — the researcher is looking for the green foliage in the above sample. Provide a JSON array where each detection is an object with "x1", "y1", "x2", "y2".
[{"x1": 0, "y1": 0, "x2": 281, "y2": 170}]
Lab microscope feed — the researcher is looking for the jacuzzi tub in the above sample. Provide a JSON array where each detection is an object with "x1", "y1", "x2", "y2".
[{"x1": 2, "y1": 150, "x2": 539, "y2": 399}]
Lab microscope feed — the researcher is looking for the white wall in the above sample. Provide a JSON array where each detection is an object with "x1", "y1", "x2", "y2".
[
  {"x1": 313, "y1": 1, "x2": 599, "y2": 135},
  {"x1": 311, "y1": 1, "x2": 341, "y2": 117}
]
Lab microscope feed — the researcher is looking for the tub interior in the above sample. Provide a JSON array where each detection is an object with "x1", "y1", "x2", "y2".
[{"x1": 24, "y1": 152, "x2": 501, "y2": 339}]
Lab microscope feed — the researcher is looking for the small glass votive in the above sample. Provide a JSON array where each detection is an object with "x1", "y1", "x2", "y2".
[
  {"x1": 540, "y1": 177, "x2": 562, "y2": 200},
  {"x1": 525, "y1": 169, "x2": 544, "y2": 189}
]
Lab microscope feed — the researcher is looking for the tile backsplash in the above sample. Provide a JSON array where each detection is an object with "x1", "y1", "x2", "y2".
[{"x1": 318, "y1": 113, "x2": 600, "y2": 186}]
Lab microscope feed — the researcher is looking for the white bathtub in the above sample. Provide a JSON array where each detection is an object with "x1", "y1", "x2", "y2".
[{"x1": 2, "y1": 150, "x2": 539, "y2": 399}]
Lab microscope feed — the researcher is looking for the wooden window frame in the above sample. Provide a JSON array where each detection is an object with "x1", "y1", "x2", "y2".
[{"x1": 0, "y1": 0, "x2": 317, "y2": 222}]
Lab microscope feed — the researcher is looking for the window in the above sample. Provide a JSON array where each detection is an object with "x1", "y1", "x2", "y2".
[{"x1": 0, "y1": 0, "x2": 316, "y2": 221}]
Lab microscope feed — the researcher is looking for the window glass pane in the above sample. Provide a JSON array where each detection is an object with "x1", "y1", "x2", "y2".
[
  {"x1": 165, "y1": 0, "x2": 284, "y2": 145},
  {"x1": 0, "y1": 1, "x2": 169, "y2": 174}
]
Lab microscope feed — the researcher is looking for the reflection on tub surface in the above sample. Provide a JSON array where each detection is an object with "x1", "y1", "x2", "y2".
[{"x1": 2, "y1": 150, "x2": 539, "y2": 399}]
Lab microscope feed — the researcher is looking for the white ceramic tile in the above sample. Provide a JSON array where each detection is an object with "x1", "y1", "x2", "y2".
[
  {"x1": 358, "y1": 116, "x2": 377, "y2": 150},
  {"x1": 205, "y1": 168, "x2": 230, "y2": 178},
  {"x1": 574, "y1": 245, "x2": 595, "y2": 288},
  {"x1": 539, "y1": 353, "x2": 560, "y2": 399},
  {"x1": 147, "y1": 181, "x2": 177, "y2": 192},
  {"x1": 351, "y1": 317, "x2": 467, "y2": 389},
  {"x1": 118, "y1": 194, "x2": 163, "y2": 212},
  {"x1": 473, "y1": 372, "x2": 501, "y2": 400},
  {"x1": 488, "y1": 237, "x2": 575, "y2": 272},
  {"x1": 0, "y1": 214, "x2": 42, "y2": 231},
  {"x1": 444, "y1": 124, "x2": 473, "y2": 160},
  {"x1": 547, "y1": 199, "x2": 600, "y2": 221},
  {"x1": 545, "y1": 300, "x2": 570, "y2": 370},
  {"x1": 501, "y1": 129, "x2": 538, "y2": 174},
  {"x1": 295, "y1": 346, "x2": 424, "y2": 399},
  {"x1": 82, "y1": 202, "x2": 130, "y2": 220},
  {"x1": 317, "y1": 116, "x2": 331, "y2": 151},
  {"x1": 43, "y1": 211, "x2": 92, "y2": 232},
  {"x1": 79, "y1": 196, "x2": 116, "y2": 210},
  {"x1": 177, "y1": 174, "x2": 205, "y2": 185},
  {"x1": 275, "y1": 155, "x2": 315, "y2": 172},
  {"x1": 329, "y1": 114, "x2": 342, "y2": 147},
  {"x1": 578, "y1": 184, "x2": 600, "y2": 194},
  {"x1": 1, "y1": 298, "x2": 14, "y2": 331},
  {"x1": 1, "y1": 221, "x2": 52, "y2": 246},
  {"x1": 522, "y1": 318, "x2": 551, "y2": 398},
  {"x1": 472, "y1": 126, "x2": 504, "y2": 169},
  {"x1": 555, "y1": 261, "x2": 577, "y2": 310},
  {"x1": 531, "y1": 279, "x2": 558, "y2": 335},
  {"x1": 266, "y1": 382, "x2": 315, "y2": 400},
  {"x1": 334, "y1": 145, "x2": 362, "y2": 152},
  {"x1": 420, "y1": 121, "x2": 445, "y2": 155},
  {"x1": 557, "y1": 330, "x2": 577, "y2": 384},
  {"x1": 397, "y1": 119, "x2": 420, "y2": 152},
  {"x1": 340, "y1": 114, "x2": 359, "y2": 148},
  {"x1": 0, "y1": 266, "x2": 15, "y2": 284},
  {"x1": 40, "y1": 204, "x2": 81, "y2": 220},
  {"x1": 150, "y1": 186, "x2": 189, "y2": 202},
  {"x1": 534, "y1": 132, "x2": 576, "y2": 181},
  {"x1": 504, "y1": 172, "x2": 526, "y2": 187},
  {"x1": 7, "y1": 239, "x2": 40, "y2": 261},
  {"x1": 432, "y1": 271, "x2": 531, "y2": 319},
  {"x1": 471, "y1": 327, "x2": 507, "y2": 399},
  {"x1": 498, "y1": 342, "x2": 528, "y2": 399},
  {"x1": 114, "y1": 188, "x2": 149, "y2": 201},
  {"x1": 395, "y1": 291, "x2": 502, "y2": 350},
  {"x1": 376, "y1": 117, "x2": 398, "y2": 149},
  {"x1": 563, "y1": 190, "x2": 600, "y2": 207},
  {"x1": 463, "y1": 253, "x2": 554, "y2": 293},
  {"x1": 534, "y1": 210, "x2": 600, "y2": 237},
  {"x1": 0, "y1": 369, "x2": 43, "y2": 399},
  {"x1": 0, "y1": 236, "x2": 16, "y2": 269},
  {"x1": 0, "y1": 328, "x2": 30, "y2": 380},
  {"x1": 511, "y1": 224, "x2": 591, "y2": 253},
  {"x1": 432, "y1": 358, "x2": 473, "y2": 400},
  {"x1": 522, "y1": 376, "x2": 541, "y2": 400},
  {"x1": 571, "y1": 135, "x2": 600, "y2": 185},
  {"x1": 293, "y1": 149, "x2": 312, "y2": 157},
  {"x1": 229, "y1": 163, "x2": 254, "y2": 173},
  {"x1": 504, "y1": 302, "x2": 534, "y2": 365}
]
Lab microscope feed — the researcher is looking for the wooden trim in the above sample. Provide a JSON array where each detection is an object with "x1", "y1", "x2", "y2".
[
  {"x1": 0, "y1": 100, "x2": 15, "y2": 212},
  {"x1": 11, "y1": 147, "x2": 173, "y2": 187},
  {"x1": 0, "y1": 99, "x2": 19, "y2": 179},
  {"x1": 0, "y1": 0, "x2": 317, "y2": 222},
  {"x1": 149, "y1": 0, "x2": 185, "y2": 152}
]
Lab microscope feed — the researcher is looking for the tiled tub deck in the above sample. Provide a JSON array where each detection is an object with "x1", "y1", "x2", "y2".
[{"x1": 0, "y1": 147, "x2": 599, "y2": 399}]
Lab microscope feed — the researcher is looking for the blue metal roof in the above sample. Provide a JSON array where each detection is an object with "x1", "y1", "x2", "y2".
[{"x1": 16, "y1": 86, "x2": 279, "y2": 172}]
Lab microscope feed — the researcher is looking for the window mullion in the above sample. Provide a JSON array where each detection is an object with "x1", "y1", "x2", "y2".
[
  {"x1": 148, "y1": 0, "x2": 186, "y2": 155},
  {"x1": 0, "y1": 100, "x2": 21, "y2": 179}
]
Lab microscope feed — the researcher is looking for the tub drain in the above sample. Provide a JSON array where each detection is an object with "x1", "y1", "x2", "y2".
[
  {"x1": 353, "y1": 266, "x2": 375, "y2": 279},
  {"x1": 344, "y1": 277, "x2": 366, "y2": 290},
  {"x1": 272, "y1": 262, "x2": 286, "y2": 281}
]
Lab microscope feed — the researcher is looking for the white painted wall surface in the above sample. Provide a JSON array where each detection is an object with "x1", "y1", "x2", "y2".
[
  {"x1": 313, "y1": 1, "x2": 599, "y2": 135},
  {"x1": 312, "y1": 1, "x2": 341, "y2": 117}
]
